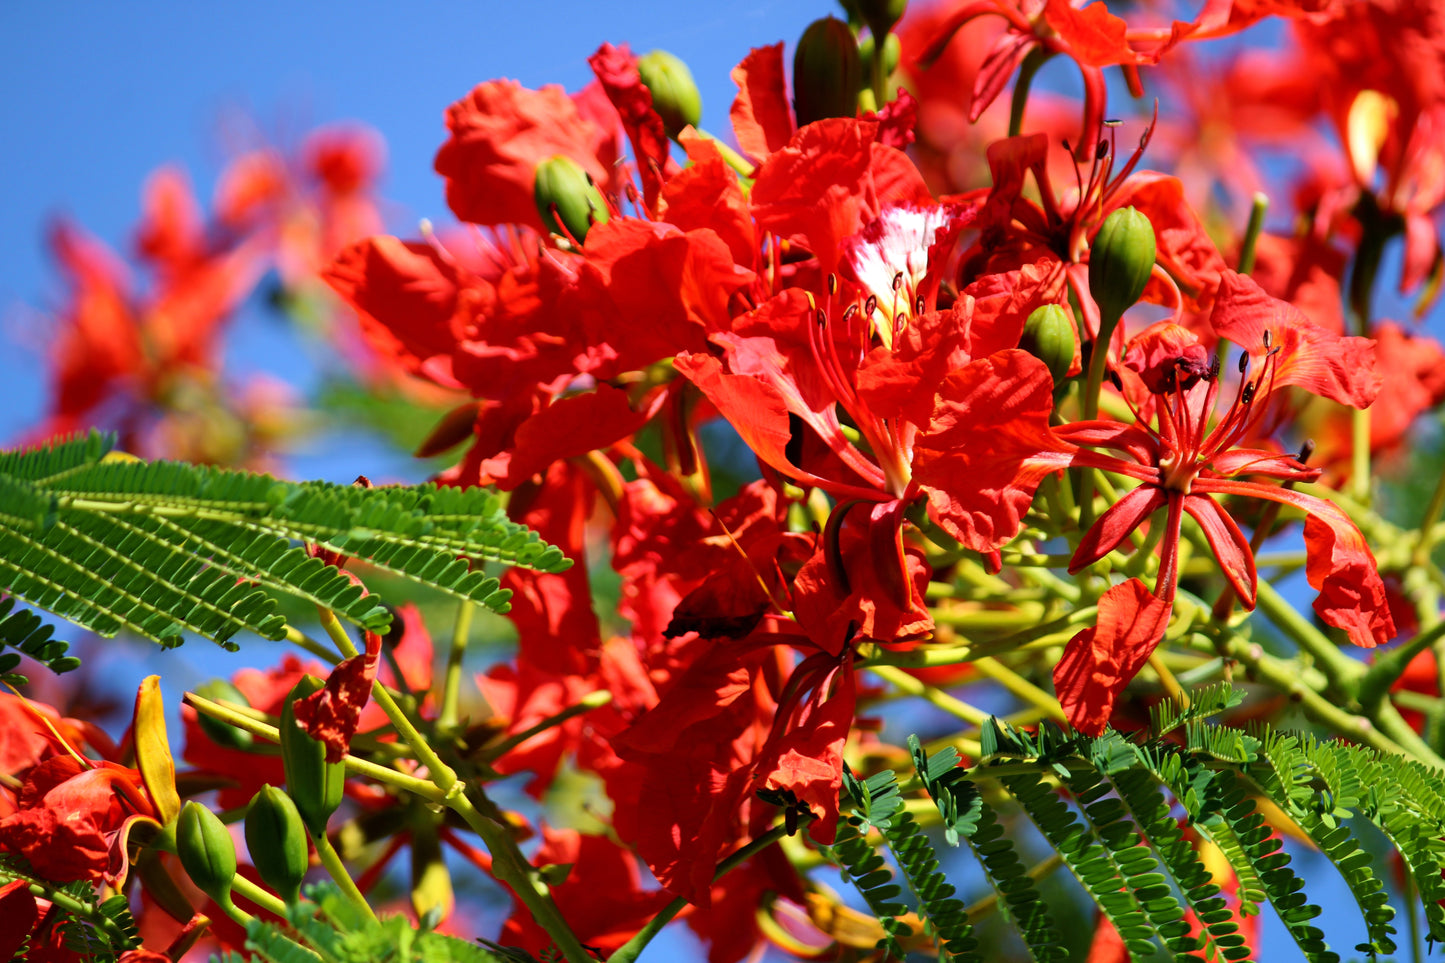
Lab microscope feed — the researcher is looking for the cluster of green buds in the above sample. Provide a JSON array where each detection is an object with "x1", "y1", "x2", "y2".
[{"x1": 796, "y1": 0, "x2": 908, "y2": 122}]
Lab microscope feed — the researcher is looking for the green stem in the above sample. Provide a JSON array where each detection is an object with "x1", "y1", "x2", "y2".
[
  {"x1": 1357, "y1": 618, "x2": 1445, "y2": 713},
  {"x1": 607, "y1": 819, "x2": 803, "y2": 963},
  {"x1": 1351, "y1": 406, "x2": 1371, "y2": 506},
  {"x1": 1252, "y1": 579, "x2": 1364, "y2": 694},
  {"x1": 285, "y1": 626, "x2": 341, "y2": 664},
  {"x1": 1008, "y1": 48, "x2": 1053, "y2": 138},
  {"x1": 1413, "y1": 467, "x2": 1445, "y2": 567},
  {"x1": 870, "y1": 34, "x2": 888, "y2": 115},
  {"x1": 439, "y1": 601, "x2": 473, "y2": 728},
  {"x1": 184, "y1": 692, "x2": 446, "y2": 801},
  {"x1": 869, "y1": 664, "x2": 991, "y2": 725},
  {"x1": 20, "y1": 880, "x2": 135, "y2": 946},
  {"x1": 695, "y1": 130, "x2": 755, "y2": 177},
  {"x1": 313, "y1": 830, "x2": 378, "y2": 924},
  {"x1": 484, "y1": 690, "x2": 612, "y2": 760},
  {"x1": 230, "y1": 872, "x2": 291, "y2": 920},
  {"x1": 1237, "y1": 192, "x2": 1268, "y2": 275}
]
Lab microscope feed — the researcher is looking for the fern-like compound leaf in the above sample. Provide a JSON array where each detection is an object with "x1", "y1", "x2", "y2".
[{"x1": 0, "y1": 432, "x2": 569, "y2": 667}]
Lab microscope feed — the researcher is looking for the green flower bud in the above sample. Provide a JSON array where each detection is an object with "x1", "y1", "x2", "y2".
[
  {"x1": 534, "y1": 155, "x2": 609, "y2": 244},
  {"x1": 176, "y1": 801, "x2": 237, "y2": 906},
  {"x1": 857, "y1": 0, "x2": 908, "y2": 43},
  {"x1": 246, "y1": 785, "x2": 310, "y2": 905},
  {"x1": 1020, "y1": 304, "x2": 1077, "y2": 386},
  {"x1": 279, "y1": 675, "x2": 345, "y2": 837},
  {"x1": 794, "y1": 17, "x2": 862, "y2": 127},
  {"x1": 858, "y1": 31, "x2": 901, "y2": 87},
  {"x1": 636, "y1": 49, "x2": 702, "y2": 140},
  {"x1": 194, "y1": 679, "x2": 254, "y2": 751},
  {"x1": 1088, "y1": 206, "x2": 1157, "y2": 332}
]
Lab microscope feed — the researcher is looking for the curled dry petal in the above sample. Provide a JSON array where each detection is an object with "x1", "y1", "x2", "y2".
[{"x1": 292, "y1": 632, "x2": 383, "y2": 763}]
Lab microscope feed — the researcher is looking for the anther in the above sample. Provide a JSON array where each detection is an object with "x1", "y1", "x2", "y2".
[
  {"x1": 1097, "y1": 139, "x2": 1111, "y2": 158},
  {"x1": 1262, "y1": 329, "x2": 1272, "y2": 349},
  {"x1": 842, "y1": 304, "x2": 859, "y2": 324},
  {"x1": 864, "y1": 294, "x2": 878, "y2": 317},
  {"x1": 1107, "y1": 369, "x2": 1124, "y2": 392},
  {"x1": 1241, "y1": 382, "x2": 1257, "y2": 405},
  {"x1": 1238, "y1": 351, "x2": 1250, "y2": 373},
  {"x1": 815, "y1": 308, "x2": 828, "y2": 328},
  {"x1": 892, "y1": 272, "x2": 904, "y2": 292},
  {"x1": 915, "y1": 295, "x2": 926, "y2": 315},
  {"x1": 828, "y1": 273, "x2": 838, "y2": 296},
  {"x1": 1297, "y1": 439, "x2": 1315, "y2": 463}
]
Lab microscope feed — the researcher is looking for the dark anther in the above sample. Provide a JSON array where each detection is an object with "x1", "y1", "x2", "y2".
[
  {"x1": 1241, "y1": 381, "x2": 1257, "y2": 405},
  {"x1": 864, "y1": 294, "x2": 878, "y2": 317},
  {"x1": 815, "y1": 308, "x2": 828, "y2": 328},
  {"x1": 892, "y1": 271, "x2": 905, "y2": 292},
  {"x1": 1238, "y1": 351, "x2": 1250, "y2": 373},
  {"x1": 1297, "y1": 439, "x2": 1316, "y2": 464},
  {"x1": 1061, "y1": 138, "x2": 1073, "y2": 153},
  {"x1": 916, "y1": 295, "x2": 926, "y2": 315},
  {"x1": 1097, "y1": 139, "x2": 1111, "y2": 158},
  {"x1": 842, "y1": 303, "x2": 859, "y2": 324},
  {"x1": 1262, "y1": 329, "x2": 1272, "y2": 349},
  {"x1": 1103, "y1": 118, "x2": 1123, "y2": 127},
  {"x1": 828, "y1": 273, "x2": 839, "y2": 296},
  {"x1": 1208, "y1": 359, "x2": 1221, "y2": 381}
]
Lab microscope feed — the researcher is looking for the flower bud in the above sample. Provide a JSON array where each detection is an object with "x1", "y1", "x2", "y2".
[
  {"x1": 245, "y1": 785, "x2": 310, "y2": 905},
  {"x1": 279, "y1": 675, "x2": 345, "y2": 837},
  {"x1": 533, "y1": 155, "x2": 609, "y2": 244},
  {"x1": 636, "y1": 49, "x2": 702, "y2": 140},
  {"x1": 857, "y1": 0, "x2": 908, "y2": 42},
  {"x1": 1088, "y1": 206, "x2": 1157, "y2": 331},
  {"x1": 193, "y1": 679, "x2": 254, "y2": 751},
  {"x1": 794, "y1": 17, "x2": 862, "y2": 127},
  {"x1": 1020, "y1": 304, "x2": 1077, "y2": 386},
  {"x1": 176, "y1": 801, "x2": 236, "y2": 906},
  {"x1": 858, "y1": 31, "x2": 901, "y2": 85}
]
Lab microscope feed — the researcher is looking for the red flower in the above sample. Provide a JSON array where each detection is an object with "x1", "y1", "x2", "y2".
[{"x1": 919, "y1": 271, "x2": 1392, "y2": 732}]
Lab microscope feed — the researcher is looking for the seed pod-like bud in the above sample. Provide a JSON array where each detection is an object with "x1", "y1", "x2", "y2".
[
  {"x1": 279, "y1": 675, "x2": 345, "y2": 837},
  {"x1": 794, "y1": 17, "x2": 862, "y2": 127},
  {"x1": 857, "y1": 0, "x2": 908, "y2": 42},
  {"x1": 246, "y1": 785, "x2": 310, "y2": 905},
  {"x1": 858, "y1": 31, "x2": 901, "y2": 86},
  {"x1": 1088, "y1": 206, "x2": 1157, "y2": 333},
  {"x1": 636, "y1": 49, "x2": 702, "y2": 140},
  {"x1": 533, "y1": 155, "x2": 609, "y2": 244},
  {"x1": 176, "y1": 801, "x2": 237, "y2": 906},
  {"x1": 1020, "y1": 304, "x2": 1077, "y2": 386},
  {"x1": 193, "y1": 679, "x2": 254, "y2": 751}
]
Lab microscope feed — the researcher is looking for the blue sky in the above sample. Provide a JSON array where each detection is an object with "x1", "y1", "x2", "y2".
[{"x1": 0, "y1": 1, "x2": 822, "y2": 446}]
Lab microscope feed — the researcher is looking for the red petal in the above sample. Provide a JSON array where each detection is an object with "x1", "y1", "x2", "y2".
[
  {"x1": 729, "y1": 44, "x2": 795, "y2": 164},
  {"x1": 1210, "y1": 270, "x2": 1381, "y2": 408},
  {"x1": 322, "y1": 236, "x2": 466, "y2": 390},
  {"x1": 1054, "y1": 579, "x2": 1172, "y2": 735},
  {"x1": 482, "y1": 385, "x2": 649, "y2": 490},
  {"x1": 1043, "y1": 0, "x2": 1146, "y2": 66},
  {"x1": 1182, "y1": 494, "x2": 1257, "y2": 608},
  {"x1": 1199, "y1": 479, "x2": 1395, "y2": 647},
  {"x1": 1070, "y1": 484, "x2": 1168, "y2": 572},
  {"x1": 434, "y1": 80, "x2": 610, "y2": 231},
  {"x1": 914, "y1": 350, "x2": 1074, "y2": 551},
  {"x1": 760, "y1": 662, "x2": 856, "y2": 844}
]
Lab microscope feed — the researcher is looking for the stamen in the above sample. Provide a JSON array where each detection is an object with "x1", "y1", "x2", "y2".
[
  {"x1": 892, "y1": 272, "x2": 904, "y2": 292},
  {"x1": 1262, "y1": 329, "x2": 1272, "y2": 349},
  {"x1": 1241, "y1": 381, "x2": 1257, "y2": 405},
  {"x1": 828, "y1": 273, "x2": 839, "y2": 296},
  {"x1": 1297, "y1": 440, "x2": 1315, "y2": 463},
  {"x1": 915, "y1": 295, "x2": 926, "y2": 315},
  {"x1": 842, "y1": 304, "x2": 859, "y2": 325},
  {"x1": 864, "y1": 294, "x2": 878, "y2": 319},
  {"x1": 1238, "y1": 352, "x2": 1250, "y2": 373}
]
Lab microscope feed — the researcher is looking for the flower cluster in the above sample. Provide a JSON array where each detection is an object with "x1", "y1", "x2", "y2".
[{"x1": 7, "y1": 0, "x2": 1445, "y2": 960}]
